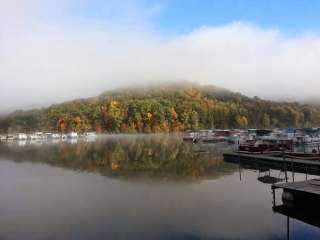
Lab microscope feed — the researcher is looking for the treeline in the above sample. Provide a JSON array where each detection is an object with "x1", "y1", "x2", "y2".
[{"x1": 1, "y1": 83, "x2": 320, "y2": 133}]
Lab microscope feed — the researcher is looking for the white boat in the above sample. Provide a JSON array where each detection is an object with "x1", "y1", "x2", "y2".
[
  {"x1": 14, "y1": 133, "x2": 28, "y2": 140},
  {"x1": 0, "y1": 135, "x2": 6, "y2": 141},
  {"x1": 67, "y1": 132, "x2": 78, "y2": 139},
  {"x1": 183, "y1": 130, "x2": 198, "y2": 141},
  {"x1": 85, "y1": 132, "x2": 96, "y2": 138},
  {"x1": 51, "y1": 133, "x2": 61, "y2": 139},
  {"x1": 29, "y1": 132, "x2": 44, "y2": 140}
]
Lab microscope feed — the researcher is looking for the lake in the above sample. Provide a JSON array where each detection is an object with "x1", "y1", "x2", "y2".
[{"x1": 0, "y1": 134, "x2": 319, "y2": 240}]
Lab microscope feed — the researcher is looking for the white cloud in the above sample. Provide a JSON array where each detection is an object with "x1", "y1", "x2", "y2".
[{"x1": 1, "y1": 1, "x2": 320, "y2": 113}]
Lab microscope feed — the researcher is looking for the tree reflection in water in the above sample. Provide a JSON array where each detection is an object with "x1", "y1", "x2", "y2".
[{"x1": 0, "y1": 134, "x2": 236, "y2": 181}]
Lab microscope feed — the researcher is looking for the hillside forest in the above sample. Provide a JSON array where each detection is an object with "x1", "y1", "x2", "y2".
[{"x1": 1, "y1": 84, "x2": 320, "y2": 133}]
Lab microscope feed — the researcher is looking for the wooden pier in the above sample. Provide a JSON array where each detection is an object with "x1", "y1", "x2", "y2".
[
  {"x1": 272, "y1": 178, "x2": 320, "y2": 210},
  {"x1": 272, "y1": 178, "x2": 320, "y2": 195},
  {"x1": 270, "y1": 179, "x2": 320, "y2": 237}
]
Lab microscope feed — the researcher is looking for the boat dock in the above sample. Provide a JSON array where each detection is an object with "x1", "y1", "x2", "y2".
[
  {"x1": 272, "y1": 178, "x2": 320, "y2": 197},
  {"x1": 272, "y1": 178, "x2": 320, "y2": 208}
]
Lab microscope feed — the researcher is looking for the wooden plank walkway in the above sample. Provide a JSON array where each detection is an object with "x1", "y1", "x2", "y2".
[{"x1": 272, "y1": 178, "x2": 320, "y2": 195}]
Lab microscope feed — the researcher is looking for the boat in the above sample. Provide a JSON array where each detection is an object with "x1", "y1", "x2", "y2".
[
  {"x1": 67, "y1": 132, "x2": 78, "y2": 139},
  {"x1": 14, "y1": 133, "x2": 28, "y2": 140},
  {"x1": 85, "y1": 132, "x2": 97, "y2": 138},
  {"x1": 202, "y1": 130, "x2": 231, "y2": 143},
  {"x1": 28, "y1": 132, "x2": 43, "y2": 140},
  {"x1": 183, "y1": 130, "x2": 198, "y2": 142},
  {"x1": 50, "y1": 133, "x2": 61, "y2": 139},
  {"x1": 238, "y1": 139, "x2": 292, "y2": 153}
]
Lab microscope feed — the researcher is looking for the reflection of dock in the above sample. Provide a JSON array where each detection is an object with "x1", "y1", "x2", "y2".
[
  {"x1": 224, "y1": 152, "x2": 320, "y2": 175},
  {"x1": 273, "y1": 205, "x2": 320, "y2": 228},
  {"x1": 224, "y1": 152, "x2": 320, "y2": 167},
  {"x1": 273, "y1": 204, "x2": 320, "y2": 240}
]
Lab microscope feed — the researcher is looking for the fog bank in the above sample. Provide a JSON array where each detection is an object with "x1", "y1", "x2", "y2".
[{"x1": 1, "y1": 1, "x2": 320, "y2": 113}]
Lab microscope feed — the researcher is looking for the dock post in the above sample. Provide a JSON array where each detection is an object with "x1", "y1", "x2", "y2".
[
  {"x1": 291, "y1": 158, "x2": 295, "y2": 182},
  {"x1": 238, "y1": 153, "x2": 242, "y2": 181},
  {"x1": 287, "y1": 216, "x2": 290, "y2": 240},
  {"x1": 284, "y1": 163, "x2": 288, "y2": 183},
  {"x1": 272, "y1": 186, "x2": 276, "y2": 207}
]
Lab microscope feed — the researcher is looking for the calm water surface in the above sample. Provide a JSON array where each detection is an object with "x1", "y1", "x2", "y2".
[{"x1": 0, "y1": 134, "x2": 319, "y2": 240}]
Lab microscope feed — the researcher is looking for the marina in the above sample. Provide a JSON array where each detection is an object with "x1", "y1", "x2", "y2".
[
  {"x1": 0, "y1": 131, "x2": 96, "y2": 143},
  {"x1": 183, "y1": 128, "x2": 320, "y2": 147},
  {"x1": 220, "y1": 128, "x2": 320, "y2": 176}
]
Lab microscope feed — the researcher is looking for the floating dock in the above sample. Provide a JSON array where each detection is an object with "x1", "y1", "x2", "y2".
[
  {"x1": 272, "y1": 178, "x2": 320, "y2": 196},
  {"x1": 271, "y1": 179, "x2": 320, "y2": 237},
  {"x1": 272, "y1": 178, "x2": 320, "y2": 209}
]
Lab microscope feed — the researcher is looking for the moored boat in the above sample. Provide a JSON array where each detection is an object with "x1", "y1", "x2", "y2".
[
  {"x1": 50, "y1": 133, "x2": 61, "y2": 139},
  {"x1": 183, "y1": 130, "x2": 198, "y2": 142},
  {"x1": 67, "y1": 132, "x2": 78, "y2": 139},
  {"x1": 14, "y1": 133, "x2": 28, "y2": 140},
  {"x1": 85, "y1": 132, "x2": 97, "y2": 138},
  {"x1": 0, "y1": 135, "x2": 6, "y2": 141}
]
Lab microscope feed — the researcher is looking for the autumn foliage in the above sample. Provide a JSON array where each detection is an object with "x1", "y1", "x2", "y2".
[{"x1": 1, "y1": 83, "x2": 320, "y2": 133}]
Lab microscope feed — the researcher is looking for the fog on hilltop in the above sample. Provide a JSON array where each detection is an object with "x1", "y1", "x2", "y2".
[{"x1": 1, "y1": 1, "x2": 320, "y2": 113}]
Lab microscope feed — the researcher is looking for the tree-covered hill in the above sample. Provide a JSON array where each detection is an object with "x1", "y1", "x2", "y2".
[{"x1": 1, "y1": 83, "x2": 320, "y2": 133}]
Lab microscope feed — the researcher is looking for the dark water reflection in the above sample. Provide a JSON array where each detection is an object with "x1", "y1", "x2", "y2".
[
  {"x1": 0, "y1": 134, "x2": 234, "y2": 180},
  {"x1": 0, "y1": 134, "x2": 319, "y2": 240}
]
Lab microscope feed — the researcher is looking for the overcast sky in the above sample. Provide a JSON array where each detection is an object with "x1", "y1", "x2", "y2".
[{"x1": 1, "y1": 0, "x2": 320, "y2": 113}]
